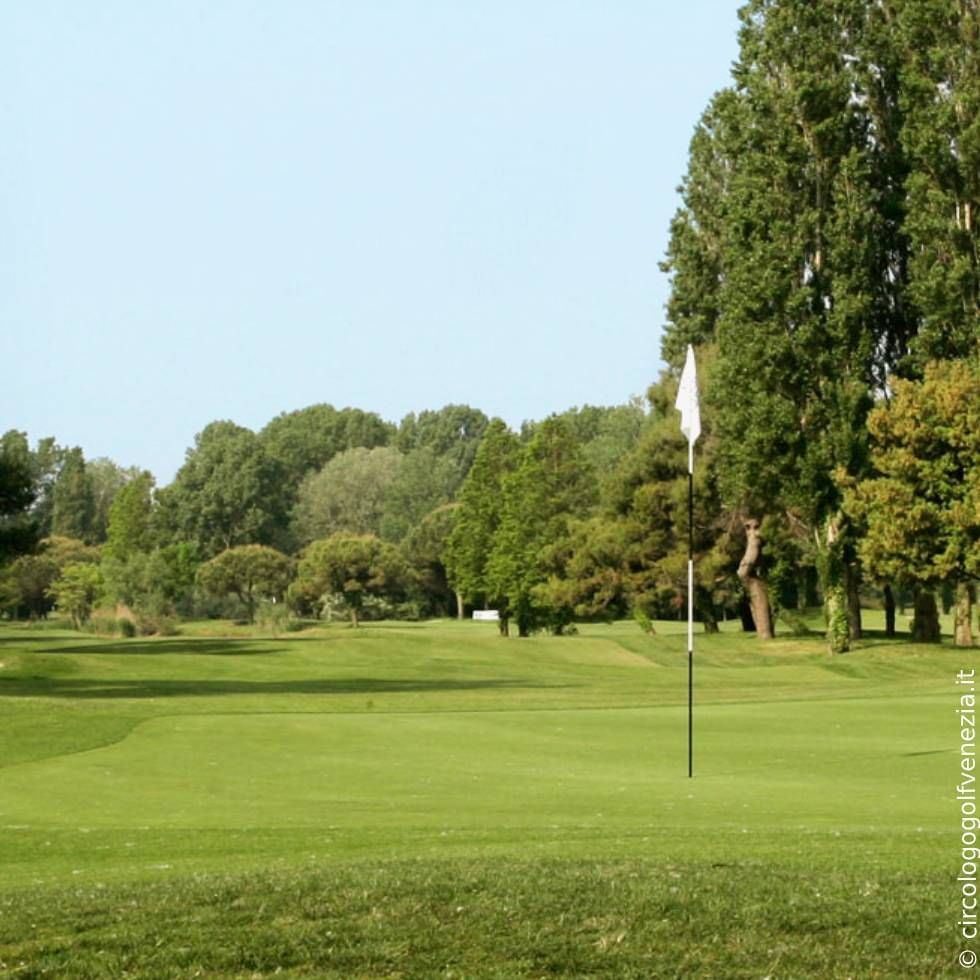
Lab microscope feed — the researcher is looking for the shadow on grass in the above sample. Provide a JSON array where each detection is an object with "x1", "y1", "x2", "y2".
[
  {"x1": 0, "y1": 676, "x2": 566, "y2": 700},
  {"x1": 28, "y1": 639, "x2": 291, "y2": 656}
]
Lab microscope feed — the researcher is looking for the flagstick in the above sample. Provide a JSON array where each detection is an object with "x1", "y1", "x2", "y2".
[
  {"x1": 674, "y1": 344, "x2": 700, "y2": 781},
  {"x1": 687, "y1": 442, "x2": 694, "y2": 779}
]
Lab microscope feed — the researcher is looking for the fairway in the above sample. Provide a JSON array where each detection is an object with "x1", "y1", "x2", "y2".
[{"x1": 0, "y1": 618, "x2": 967, "y2": 976}]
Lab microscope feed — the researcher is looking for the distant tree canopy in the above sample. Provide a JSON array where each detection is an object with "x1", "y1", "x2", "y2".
[
  {"x1": 292, "y1": 447, "x2": 404, "y2": 545},
  {"x1": 157, "y1": 422, "x2": 285, "y2": 559}
]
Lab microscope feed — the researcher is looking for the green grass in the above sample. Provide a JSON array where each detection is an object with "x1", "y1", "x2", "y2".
[{"x1": 0, "y1": 615, "x2": 971, "y2": 976}]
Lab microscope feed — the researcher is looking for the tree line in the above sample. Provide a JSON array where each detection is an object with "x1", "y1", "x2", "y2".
[
  {"x1": 2, "y1": 0, "x2": 978, "y2": 649},
  {"x1": 659, "y1": 0, "x2": 979, "y2": 651}
]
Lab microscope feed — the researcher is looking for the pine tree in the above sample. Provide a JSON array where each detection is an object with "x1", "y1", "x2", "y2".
[
  {"x1": 486, "y1": 417, "x2": 595, "y2": 636},
  {"x1": 444, "y1": 419, "x2": 519, "y2": 631}
]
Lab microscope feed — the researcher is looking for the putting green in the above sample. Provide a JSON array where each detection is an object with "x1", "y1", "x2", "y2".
[{"x1": 0, "y1": 679, "x2": 950, "y2": 884}]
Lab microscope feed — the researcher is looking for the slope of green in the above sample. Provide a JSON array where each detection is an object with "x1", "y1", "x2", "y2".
[{"x1": 0, "y1": 617, "x2": 969, "y2": 976}]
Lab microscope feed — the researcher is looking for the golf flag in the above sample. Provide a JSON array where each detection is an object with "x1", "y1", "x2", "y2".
[
  {"x1": 675, "y1": 344, "x2": 699, "y2": 778},
  {"x1": 675, "y1": 344, "x2": 701, "y2": 463}
]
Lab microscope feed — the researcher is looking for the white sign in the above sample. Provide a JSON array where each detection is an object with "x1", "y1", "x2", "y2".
[{"x1": 472, "y1": 610, "x2": 500, "y2": 621}]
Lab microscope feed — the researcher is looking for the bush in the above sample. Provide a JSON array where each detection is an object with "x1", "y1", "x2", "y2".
[
  {"x1": 255, "y1": 600, "x2": 291, "y2": 636},
  {"x1": 136, "y1": 611, "x2": 179, "y2": 636},
  {"x1": 85, "y1": 612, "x2": 119, "y2": 636}
]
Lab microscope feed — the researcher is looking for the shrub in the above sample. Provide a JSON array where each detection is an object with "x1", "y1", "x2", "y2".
[{"x1": 255, "y1": 599, "x2": 291, "y2": 636}]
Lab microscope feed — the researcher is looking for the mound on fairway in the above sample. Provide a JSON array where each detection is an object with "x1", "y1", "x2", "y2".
[{"x1": 0, "y1": 618, "x2": 965, "y2": 976}]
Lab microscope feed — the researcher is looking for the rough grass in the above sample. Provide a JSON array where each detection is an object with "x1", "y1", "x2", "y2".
[{"x1": 0, "y1": 614, "x2": 971, "y2": 976}]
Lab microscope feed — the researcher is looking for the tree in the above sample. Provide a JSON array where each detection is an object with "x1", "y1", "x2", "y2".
[
  {"x1": 444, "y1": 419, "x2": 520, "y2": 628},
  {"x1": 197, "y1": 545, "x2": 294, "y2": 623},
  {"x1": 1, "y1": 534, "x2": 102, "y2": 620},
  {"x1": 291, "y1": 447, "x2": 403, "y2": 545},
  {"x1": 51, "y1": 447, "x2": 95, "y2": 542},
  {"x1": 845, "y1": 360, "x2": 980, "y2": 646},
  {"x1": 101, "y1": 542, "x2": 200, "y2": 618},
  {"x1": 26, "y1": 436, "x2": 65, "y2": 539},
  {"x1": 260, "y1": 405, "x2": 395, "y2": 514},
  {"x1": 486, "y1": 416, "x2": 596, "y2": 635},
  {"x1": 395, "y1": 404, "x2": 489, "y2": 487},
  {"x1": 157, "y1": 421, "x2": 285, "y2": 558},
  {"x1": 401, "y1": 503, "x2": 459, "y2": 617},
  {"x1": 49, "y1": 562, "x2": 103, "y2": 629},
  {"x1": 0, "y1": 431, "x2": 38, "y2": 562},
  {"x1": 87, "y1": 458, "x2": 141, "y2": 544},
  {"x1": 596, "y1": 373, "x2": 739, "y2": 631},
  {"x1": 661, "y1": 0, "x2": 914, "y2": 651},
  {"x1": 379, "y1": 447, "x2": 457, "y2": 543},
  {"x1": 291, "y1": 533, "x2": 410, "y2": 627},
  {"x1": 103, "y1": 472, "x2": 155, "y2": 561},
  {"x1": 896, "y1": 0, "x2": 980, "y2": 369}
]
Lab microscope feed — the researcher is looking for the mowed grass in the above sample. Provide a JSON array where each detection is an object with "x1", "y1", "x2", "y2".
[{"x1": 0, "y1": 615, "x2": 970, "y2": 977}]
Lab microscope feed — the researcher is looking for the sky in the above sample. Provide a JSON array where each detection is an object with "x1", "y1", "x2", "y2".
[{"x1": 2, "y1": 1, "x2": 742, "y2": 485}]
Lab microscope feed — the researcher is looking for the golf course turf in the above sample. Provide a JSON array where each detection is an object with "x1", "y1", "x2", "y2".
[{"x1": 0, "y1": 616, "x2": 969, "y2": 976}]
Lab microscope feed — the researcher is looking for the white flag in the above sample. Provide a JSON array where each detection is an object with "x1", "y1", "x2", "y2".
[{"x1": 675, "y1": 344, "x2": 701, "y2": 447}]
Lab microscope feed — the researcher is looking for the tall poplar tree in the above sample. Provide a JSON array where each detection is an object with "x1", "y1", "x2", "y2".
[
  {"x1": 895, "y1": 0, "x2": 980, "y2": 367},
  {"x1": 662, "y1": 0, "x2": 912, "y2": 651}
]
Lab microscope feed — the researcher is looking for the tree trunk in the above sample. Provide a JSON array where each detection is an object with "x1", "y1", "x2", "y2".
[
  {"x1": 455, "y1": 591, "x2": 464, "y2": 621},
  {"x1": 498, "y1": 614, "x2": 509, "y2": 637},
  {"x1": 883, "y1": 584, "x2": 896, "y2": 638},
  {"x1": 845, "y1": 563, "x2": 862, "y2": 641},
  {"x1": 911, "y1": 589, "x2": 940, "y2": 643},
  {"x1": 350, "y1": 605, "x2": 359, "y2": 628},
  {"x1": 955, "y1": 582, "x2": 975, "y2": 647},
  {"x1": 737, "y1": 518, "x2": 773, "y2": 639}
]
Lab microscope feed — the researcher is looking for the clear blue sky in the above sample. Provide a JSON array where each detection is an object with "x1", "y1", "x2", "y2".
[{"x1": 2, "y1": 1, "x2": 741, "y2": 485}]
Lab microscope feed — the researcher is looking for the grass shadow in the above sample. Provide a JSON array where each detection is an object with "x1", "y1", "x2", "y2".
[
  {"x1": 0, "y1": 676, "x2": 570, "y2": 700},
  {"x1": 31, "y1": 639, "x2": 291, "y2": 657}
]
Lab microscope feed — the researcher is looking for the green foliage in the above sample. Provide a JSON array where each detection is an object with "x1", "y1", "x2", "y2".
[
  {"x1": 846, "y1": 360, "x2": 980, "y2": 613},
  {"x1": 48, "y1": 562, "x2": 103, "y2": 628},
  {"x1": 379, "y1": 446, "x2": 457, "y2": 543},
  {"x1": 895, "y1": 0, "x2": 980, "y2": 367},
  {"x1": 395, "y1": 403, "x2": 489, "y2": 478},
  {"x1": 50, "y1": 447, "x2": 95, "y2": 543},
  {"x1": 86, "y1": 458, "x2": 141, "y2": 544},
  {"x1": 103, "y1": 471, "x2": 155, "y2": 560},
  {"x1": 291, "y1": 532, "x2": 410, "y2": 626},
  {"x1": 400, "y1": 503, "x2": 459, "y2": 617},
  {"x1": 259, "y1": 404, "x2": 395, "y2": 517},
  {"x1": 0, "y1": 536, "x2": 99, "y2": 619},
  {"x1": 197, "y1": 545, "x2": 294, "y2": 624},
  {"x1": 0, "y1": 430, "x2": 39, "y2": 562},
  {"x1": 157, "y1": 421, "x2": 285, "y2": 559},
  {"x1": 291, "y1": 446, "x2": 403, "y2": 546},
  {"x1": 486, "y1": 416, "x2": 596, "y2": 634},
  {"x1": 101, "y1": 542, "x2": 200, "y2": 619},
  {"x1": 444, "y1": 419, "x2": 520, "y2": 609}
]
